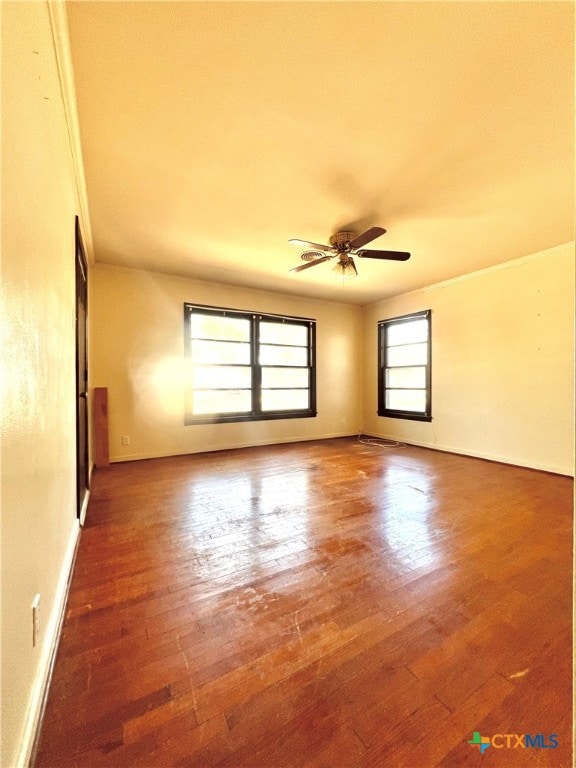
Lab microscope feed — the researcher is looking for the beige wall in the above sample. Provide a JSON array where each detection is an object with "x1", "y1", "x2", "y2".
[
  {"x1": 1, "y1": 3, "x2": 81, "y2": 766},
  {"x1": 363, "y1": 243, "x2": 575, "y2": 475},
  {"x1": 92, "y1": 242, "x2": 574, "y2": 475},
  {"x1": 90, "y1": 264, "x2": 364, "y2": 461}
]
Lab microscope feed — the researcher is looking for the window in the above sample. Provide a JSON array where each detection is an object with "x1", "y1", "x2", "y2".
[
  {"x1": 378, "y1": 310, "x2": 431, "y2": 421},
  {"x1": 184, "y1": 304, "x2": 316, "y2": 423}
]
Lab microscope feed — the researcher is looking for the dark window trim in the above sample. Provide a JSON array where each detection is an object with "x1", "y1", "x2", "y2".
[
  {"x1": 378, "y1": 309, "x2": 432, "y2": 422},
  {"x1": 184, "y1": 304, "x2": 317, "y2": 424}
]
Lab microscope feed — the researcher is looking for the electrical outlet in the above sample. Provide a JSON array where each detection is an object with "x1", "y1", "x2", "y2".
[
  {"x1": 122, "y1": 435, "x2": 130, "y2": 446},
  {"x1": 32, "y1": 594, "x2": 40, "y2": 647}
]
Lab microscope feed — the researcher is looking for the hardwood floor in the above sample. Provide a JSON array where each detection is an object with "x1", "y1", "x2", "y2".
[{"x1": 34, "y1": 438, "x2": 573, "y2": 767}]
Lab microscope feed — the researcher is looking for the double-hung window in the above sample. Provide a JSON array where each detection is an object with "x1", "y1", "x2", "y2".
[
  {"x1": 378, "y1": 310, "x2": 432, "y2": 421},
  {"x1": 184, "y1": 304, "x2": 316, "y2": 423}
]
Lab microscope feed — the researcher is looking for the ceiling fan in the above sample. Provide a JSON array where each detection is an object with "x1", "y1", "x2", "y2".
[{"x1": 289, "y1": 226, "x2": 410, "y2": 278}]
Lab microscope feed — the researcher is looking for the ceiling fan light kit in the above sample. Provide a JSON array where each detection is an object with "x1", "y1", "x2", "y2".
[
  {"x1": 332, "y1": 256, "x2": 357, "y2": 279},
  {"x1": 289, "y1": 226, "x2": 410, "y2": 278}
]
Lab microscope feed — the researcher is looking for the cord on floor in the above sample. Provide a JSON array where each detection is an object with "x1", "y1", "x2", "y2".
[{"x1": 357, "y1": 433, "x2": 407, "y2": 449}]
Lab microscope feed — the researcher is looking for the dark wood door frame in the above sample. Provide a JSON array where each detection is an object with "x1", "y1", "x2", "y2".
[{"x1": 75, "y1": 216, "x2": 89, "y2": 522}]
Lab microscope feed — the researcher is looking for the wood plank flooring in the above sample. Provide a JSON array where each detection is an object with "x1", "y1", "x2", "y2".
[{"x1": 34, "y1": 438, "x2": 573, "y2": 767}]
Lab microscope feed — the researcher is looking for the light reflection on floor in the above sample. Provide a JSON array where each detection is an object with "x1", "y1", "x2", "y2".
[
  {"x1": 373, "y1": 460, "x2": 440, "y2": 569},
  {"x1": 183, "y1": 467, "x2": 311, "y2": 578}
]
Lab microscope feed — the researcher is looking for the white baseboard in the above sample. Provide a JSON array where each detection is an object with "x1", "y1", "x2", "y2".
[
  {"x1": 79, "y1": 489, "x2": 90, "y2": 526},
  {"x1": 110, "y1": 432, "x2": 574, "y2": 476},
  {"x1": 108, "y1": 431, "x2": 359, "y2": 463},
  {"x1": 363, "y1": 432, "x2": 574, "y2": 477},
  {"x1": 16, "y1": 519, "x2": 80, "y2": 768}
]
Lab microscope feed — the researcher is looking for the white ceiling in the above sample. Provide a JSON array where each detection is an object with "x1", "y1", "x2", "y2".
[{"x1": 66, "y1": 1, "x2": 574, "y2": 305}]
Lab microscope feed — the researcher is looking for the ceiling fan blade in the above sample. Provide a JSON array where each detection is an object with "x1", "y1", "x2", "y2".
[
  {"x1": 357, "y1": 249, "x2": 411, "y2": 261},
  {"x1": 290, "y1": 255, "x2": 332, "y2": 273},
  {"x1": 348, "y1": 226, "x2": 386, "y2": 250},
  {"x1": 288, "y1": 238, "x2": 332, "y2": 253},
  {"x1": 349, "y1": 256, "x2": 358, "y2": 276}
]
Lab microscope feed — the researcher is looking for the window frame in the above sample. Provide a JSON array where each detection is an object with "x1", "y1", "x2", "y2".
[
  {"x1": 378, "y1": 309, "x2": 432, "y2": 422},
  {"x1": 184, "y1": 303, "x2": 317, "y2": 424}
]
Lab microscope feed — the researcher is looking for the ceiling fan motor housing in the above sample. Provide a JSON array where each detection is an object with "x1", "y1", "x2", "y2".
[{"x1": 329, "y1": 231, "x2": 355, "y2": 251}]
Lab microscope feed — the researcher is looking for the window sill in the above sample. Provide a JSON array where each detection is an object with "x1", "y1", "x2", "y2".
[{"x1": 185, "y1": 411, "x2": 317, "y2": 425}]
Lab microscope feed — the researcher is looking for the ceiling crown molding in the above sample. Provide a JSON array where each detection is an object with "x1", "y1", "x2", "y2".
[
  {"x1": 422, "y1": 241, "x2": 575, "y2": 294},
  {"x1": 47, "y1": 0, "x2": 94, "y2": 263}
]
